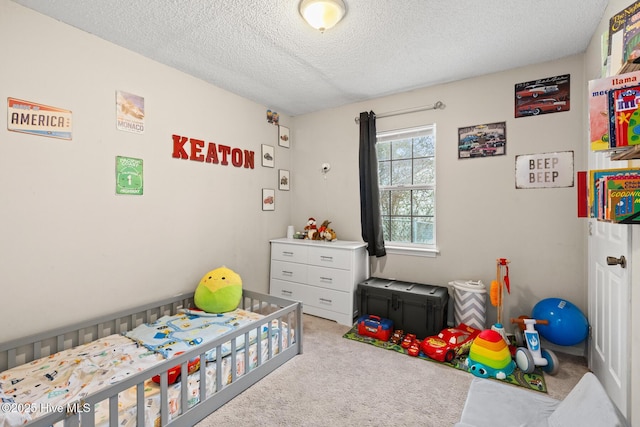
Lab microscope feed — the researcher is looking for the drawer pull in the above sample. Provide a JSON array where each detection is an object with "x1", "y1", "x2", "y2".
[
  {"x1": 282, "y1": 251, "x2": 294, "y2": 256},
  {"x1": 281, "y1": 270, "x2": 293, "y2": 276},
  {"x1": 319, "y1": 297, "x2": 333, "y2": 305},
  {"x1": 319, "y1": 276, "x2": 333, "y2": 282},
  {"x1": 320, "y1": 256, "x2": 334, "y2": 262},
  {"x1": 281, "y1": 289, "x2": 293, "y2": 295}
]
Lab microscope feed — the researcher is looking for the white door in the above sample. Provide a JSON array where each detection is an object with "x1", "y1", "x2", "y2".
[{"x1": 588, "y1": 154, "x2": 630, "y2": 418}]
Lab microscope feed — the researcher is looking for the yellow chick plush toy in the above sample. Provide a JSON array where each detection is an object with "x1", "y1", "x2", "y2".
[{"x1": 194, "y1": 266, "x2": 242, "y2": 313}]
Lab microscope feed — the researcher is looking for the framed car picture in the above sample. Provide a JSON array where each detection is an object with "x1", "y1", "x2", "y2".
[
  {"x1": 279, "y1": 169, "x2": 290, "y2": 190},
  {"x1": 514, "y1": 74, "x2": 570, "y2": 118},
  {"x1": 261, "y1": 144, "x2": 274, "y2": 167},
  {"x1": 278, "y1": 125, "x2": 290, "y2": 148},
  {"x1": 458, "y1": 121, "x2": 506, "y2": 159},
  {"x1": 262, "y1": 188, "x2": 275, "y2": 211}
]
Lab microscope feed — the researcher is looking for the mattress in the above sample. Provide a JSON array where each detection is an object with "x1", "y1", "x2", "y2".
[{"x1": 0, "y1": 308, "x2": 293, "y2": 426}]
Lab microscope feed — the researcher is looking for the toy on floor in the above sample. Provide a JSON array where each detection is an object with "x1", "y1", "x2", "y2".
[
  {"x1": 466, "y1": 329, "x2": 516, "y2": 380},
  {"x1": 194, "y1": 266, "x2": 243, "y2": 313},
  {"x1": 407, "y1": 339, "x2": 421, "y2": 357},
  {"x1": 511, "y1": 317, "x2": 559, "y2": 375},
  {"x1": 356, "y1": 314, "x2": 393, "y2": 341},
  {"x1": 401, "y1": 333, "x2": 417, "y2": 349},
  {"x1": 489, "y1": 258, "x2": 511, "y2": 344},
  {"x1": 389, "y1": 329, "x2": 404, "y2": 345},
  {"x1": 531, "y1": 298, "x2": 589, "y2": 346},
  {"x1": 420, "y1": 323, "x2": 480, "y2": 363}
]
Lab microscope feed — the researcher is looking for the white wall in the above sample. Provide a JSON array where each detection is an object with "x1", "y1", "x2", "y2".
[
  {"x1": 292, "y1": 56, "x2": 587, "y2": 329},
  {"x1": 0, "y1": 0, "x2": 292, "y2": 341},
  {"x1": 1, "y1": 0, "x2": 590, "y2": 345}
]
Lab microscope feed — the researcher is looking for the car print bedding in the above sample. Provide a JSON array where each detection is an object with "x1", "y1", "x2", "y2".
[{"x1": 0, "y1": 301, "x2": 296, "y2": 427}]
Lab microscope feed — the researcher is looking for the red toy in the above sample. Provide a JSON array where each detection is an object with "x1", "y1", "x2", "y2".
[
  {"x1": 407, "y1": 340, "x2": 421, "y2": 357},
  {"x1": 401, "y1": 333, "x2": 417, "y2": 349},
  {"x1": 420, "y1": 323, "x2": 480, "y2": 363},
  {"x1": 356, "y1": 314, "x2": 394, "y2": 341},
  {"x1": 152, "y1": 351, "x2": 201, "y2": 384}
]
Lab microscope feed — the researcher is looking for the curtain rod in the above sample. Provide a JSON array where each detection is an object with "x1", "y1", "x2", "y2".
[{"x1": 354, "y1": 101, "x2": 445, "y2": 123}]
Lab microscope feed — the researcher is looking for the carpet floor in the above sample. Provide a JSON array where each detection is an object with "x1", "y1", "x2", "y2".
[{"x1": 197, "y1": 314, "x2": 589, "y2": 427}]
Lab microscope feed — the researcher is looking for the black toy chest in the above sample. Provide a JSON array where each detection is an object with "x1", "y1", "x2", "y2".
[{"x1": 356, "y1": 277, "x2": 448, "y2": 339}]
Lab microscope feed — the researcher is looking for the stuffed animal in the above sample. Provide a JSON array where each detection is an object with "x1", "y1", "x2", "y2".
[
  {"x1": 194, "y1": 266, "x2": 242, "y2": 313},
  {"x1": 323, "y1": 227, "x2": 337, "y2": 241},
  {"x1": 304, "y1": 217, "x2": 318, "y2": 239}
]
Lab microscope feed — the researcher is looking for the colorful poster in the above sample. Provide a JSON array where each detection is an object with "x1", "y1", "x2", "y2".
[
  {"x1": 116, "y1": 91, "x2": 145, "y2": 134},
  {"x1": 514, "y1": 74, "x2": 570, "y2": 119},
  {"x1": 457, "y1": 121, "x2": 506, "y2": 159},
  {"x1": 116, "y1": 156, "x2": 144, "y2": 195},
  {"x1": 7, "y1": 98, "x2": 72, "y2": 140}
]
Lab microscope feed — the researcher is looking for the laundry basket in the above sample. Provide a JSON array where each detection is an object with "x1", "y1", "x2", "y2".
[{"x1": 449, "y1": 280, "x2": 487, "y2": 330}]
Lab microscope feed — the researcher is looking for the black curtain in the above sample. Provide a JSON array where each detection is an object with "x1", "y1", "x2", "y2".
[{"x1": 359, "y1": 111, "x2": 386, "y2": 257}]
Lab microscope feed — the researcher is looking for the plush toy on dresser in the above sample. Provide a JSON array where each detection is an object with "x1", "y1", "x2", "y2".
[
  {"x1": 323, "y1": 226, "x2": 337, "y2": 241},
  {"x1": 304, "y1": 217, "x2": 318, "y2": 239},
  {"x1": 194, "y1": 266, "x2": 242, "y2": 313}
]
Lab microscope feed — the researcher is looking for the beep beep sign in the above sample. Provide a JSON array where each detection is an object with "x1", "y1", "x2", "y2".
[{"x1": 515, "y1": 151, "x2": 574, "y2": 189}]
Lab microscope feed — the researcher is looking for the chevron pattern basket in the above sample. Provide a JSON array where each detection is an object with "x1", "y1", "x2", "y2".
[{"x1": 450, "y1": 280, "x2": 487, "y2": 330}]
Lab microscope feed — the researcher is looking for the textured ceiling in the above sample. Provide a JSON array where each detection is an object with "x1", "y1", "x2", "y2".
[{"x1": 11, "y1": 0, "x2": 608, "y2": 117}]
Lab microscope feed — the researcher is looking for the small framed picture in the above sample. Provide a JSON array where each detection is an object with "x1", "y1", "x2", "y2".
[
  {"x1": 279, "y1": 125, "x2": 290, "y2": 148},
  {"x1": 279, "y1": 169, "x2": 290, "y2": 191},
  {"x1": 261, "y1": 144, "x2": 275, "y2": 167},
  {"x1": 262, "y1": 188, "x2": 275, "y2": 211}
]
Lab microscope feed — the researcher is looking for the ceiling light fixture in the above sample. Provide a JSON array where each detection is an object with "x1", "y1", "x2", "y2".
[{"x1": 299, "y1": 0, "x2": 346, "y2": 33}]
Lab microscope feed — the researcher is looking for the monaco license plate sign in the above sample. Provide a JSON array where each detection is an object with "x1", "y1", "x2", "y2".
[{"x1": 7, "y1": 97, "x2": 72, "y2": 140}]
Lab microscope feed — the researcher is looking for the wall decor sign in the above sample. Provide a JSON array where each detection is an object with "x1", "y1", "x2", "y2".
[
  {"x1": 116, "y1": 156, "x2": 144, "y2": 195},
  {"x1": 279, "y1": 169, "x2": 290, "y2": 190},
  {"x1": 515, "y1": 151, "x2": 574, "y2": 189},
  {"x1": 278, "y1": 125, "x2": 290, "y2": 148},
  {"x1": 262, "y1": 188, "x2": 275, "y2": 211},
  {"x1": 514, "y1": 74, "x2": 570, "y2": 118},
  {"x1": 261, "y1": 144, "x2": 275, "y2": 167},
  {"x1": 458, "y1": 121, "x2": 506, "y2": 159},
  {"x1": 171, "y1": 134, "x2": 255, "y2": 169},
  {"x1": 116, "y1": 91, "x2": 145, "y2": 134},
  {"x1": 7, "y1": 97, "x2": 72, "y2": 140}
]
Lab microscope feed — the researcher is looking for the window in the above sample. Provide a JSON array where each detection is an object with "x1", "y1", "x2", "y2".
[{"x1": 376, "y1": 125, "x2": 436, "y2": 251}]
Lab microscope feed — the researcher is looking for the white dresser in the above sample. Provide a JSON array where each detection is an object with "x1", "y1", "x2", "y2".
[{"x1": 269, "y1": 238, "x2": 369, "y2": 326}]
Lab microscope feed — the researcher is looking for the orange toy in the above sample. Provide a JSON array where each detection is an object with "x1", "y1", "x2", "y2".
[{"x1": 489, "y1": 258, "x2": 510, "y2": 330}]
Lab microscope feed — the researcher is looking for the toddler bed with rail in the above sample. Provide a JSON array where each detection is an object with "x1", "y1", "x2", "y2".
[{"x1": 0, "y1": 289, "x2": 302, "y2": 426}]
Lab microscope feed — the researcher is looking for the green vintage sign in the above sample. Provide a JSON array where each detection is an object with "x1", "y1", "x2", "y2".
[{"x1": 116, "y1": 156, "x2": 143, "y2": 195}]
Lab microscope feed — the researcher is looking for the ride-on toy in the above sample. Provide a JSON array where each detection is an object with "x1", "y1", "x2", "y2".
[{"x1": 510, "y1": 317, "x2": 559, "y2": 375}]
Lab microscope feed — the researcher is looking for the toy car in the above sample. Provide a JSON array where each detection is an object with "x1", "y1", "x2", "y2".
[
  {"x1": 420, "y1": 323, "x2": 480, "y2": 363},
  {"x1": 517, "y1": 98, "x2": 567, "y2": 116},
  {"x1": 516, "y1": 83, "x2": 559, "y2": 99},
  {"x1": 152, "y1": 351, "x2": 201, "y2": 384}
]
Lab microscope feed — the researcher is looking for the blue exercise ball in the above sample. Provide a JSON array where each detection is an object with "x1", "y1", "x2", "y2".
[{"x1": 532, "y1": 298, "x2": 589, "y2": 346}]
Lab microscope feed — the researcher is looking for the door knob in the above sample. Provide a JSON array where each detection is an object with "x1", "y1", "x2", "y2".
[{"x1": 606, "y1": 255, "x2": 627, "y2": 268}]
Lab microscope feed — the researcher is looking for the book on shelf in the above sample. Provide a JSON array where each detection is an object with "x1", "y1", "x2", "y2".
[
  {"x1": 608, "y1": 84, "x2": 640, "y2": 148},
  {"x1": 588, "y1": 71, "x2": 640, "y2": 151},
  {"x1": 589, "y1": 168, "x2": 640, "y2": 219}
]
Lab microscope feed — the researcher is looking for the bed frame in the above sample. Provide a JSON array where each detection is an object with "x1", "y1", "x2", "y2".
[{"x1": 0, "y1": 290, "x2": 303, "y2": 427}]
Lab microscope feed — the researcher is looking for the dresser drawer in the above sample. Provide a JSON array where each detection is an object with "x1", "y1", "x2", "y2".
[
  {"x1": 308, "y1": 246, "x2": 351, "y2": 270},
  {"x1": 271, "y1": 279, "x2": 350, "y2": 315},
  {"x1": 303, "y1": 284, "x2": 351, "y2": 314},
  {"x1": 271, "y1": 243, "x2": 308, "y2": 264},
  {"x1": 307, "y1": 265, "x2": 352, "y2": 292},
  {"x1": 271, "y1": 260, "x2": 307, "y2": 283},
  {"x1": 270, "y1": 278, "x2": 308, "y2": 302}
]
